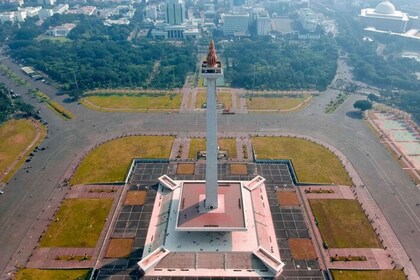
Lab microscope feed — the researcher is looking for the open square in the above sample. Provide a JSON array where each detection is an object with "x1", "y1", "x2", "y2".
[
  {"x1": 277, "y1": 191, "x2": 300, "y2": 206},
  {"x1": 176, "y1": 163, "x2": 195, "y2": 175},
  {"x1": 288, "y1": 238, "x2": 317, "y2": 260},
  {"x1": 105, "y1": 239, "x2": 133, "y2": 258},
  {"x1": 309, "y1": 199, "x2": 381, "y2": 248},
  {"x1": 124, "y1": 191, "x2": 147, "y2": 206}
]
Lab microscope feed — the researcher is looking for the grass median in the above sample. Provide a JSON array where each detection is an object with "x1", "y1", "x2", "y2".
[
  {"x1": 71, "y1": 136, "x2": 174, "y2": 185},
  {"x1": 252, "y1": 136, "x2": 351, "y2": 185}
]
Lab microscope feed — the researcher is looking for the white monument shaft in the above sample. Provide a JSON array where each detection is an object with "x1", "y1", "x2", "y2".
[{"x1": 201, "y1": 40, "x2": 223, "y2": 209}]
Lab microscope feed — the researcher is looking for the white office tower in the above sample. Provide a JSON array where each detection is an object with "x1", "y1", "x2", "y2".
[
  {"x1": 201, "y1": 40, "x2": 223, "y2": 209},
  {"x1": 257, "y1": 11, "x2": 271, "y2": 35},
  {"x1": 166, "y1": 0, "x2": 185, "y2": 25},
  {"x1": 222, "y1": 13, "x2": 249, "y2": 35}
]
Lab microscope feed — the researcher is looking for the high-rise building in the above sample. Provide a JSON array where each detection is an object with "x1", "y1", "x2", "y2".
[
  {"x1": 166, "y1": 0, "x2": 185, "y2": 25},
  {"x1": 222, "y1": 13, "x2": 249, "y2": 36},
  {"x1": 298, "y1": 8, "x2": 318, "y2": 32},
  {"x1": 257, "y1": 11, "x2": 271, "y2": 35}
]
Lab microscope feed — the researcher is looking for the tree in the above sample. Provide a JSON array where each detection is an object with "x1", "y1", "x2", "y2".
[
  {"x1": 367, "y1": 93, "x2": 378, "y2": 102},
  {"x1": 353, "y1": 100, "x2": 372, "y2": 112}
]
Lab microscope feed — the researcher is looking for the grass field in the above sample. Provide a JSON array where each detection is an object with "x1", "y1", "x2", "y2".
[
  {"x1": 309, "y1": 199, "x2": 381, "y2": 248},
  {"x1": 252, "y1": 137, "x2": 351, "y2": 185},
  {"x1": 188, "y1": 138, "x2": 237, "y2": 159},
  {"x1": 177, "y1": 163, "x2": 195, "y2": 175},
  {"x1": 15, "y1": 269, "x2": 91, "y2": 280},
  {"x1": 105, "y1": 239, "x2": 133, "y2": 258},
  {"x1": 82, "y1": 94, "x2": 181, "y2": 111},
  {"x1": 71, "y1": 136, "x2": 174, "y2": 185},
  {"x1": 188, "y1": 138, "x2": 206, "y2": 159},
  {"x1": 218, "y1": 138, "x2": 237, "y2": 158},
  {"x1": 40, "y1": 198, "x2": 113, "y2": 247},
  {"x1": 124, "y1": 191, "x2": 147, "y2": 205},
  {"x1": 36, "y1": 35, "x2": 71, "y2": 43},
  {"x1": 195, "y1": 91, "x2": 232, "y2": 108},
  {"x1": 247, "y1": 96, "x2": 305, "y2": 110},
  {"x1": 230, "y1": 164, "x2": 247, "y2": 175},
  {"x1": 288, "y1": 238, "x2": 317, "y2": 260},
  {"x1": 331, "y1": 269, "x2": 406, "y2": 280},
  {"x1": 0, "y1": 119, "x2": 46, "y2": 183},
  {"x1": 277, "y1": 191, "x2": 299, "y2": 206}
]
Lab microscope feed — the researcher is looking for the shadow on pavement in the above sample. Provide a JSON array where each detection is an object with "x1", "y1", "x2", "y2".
[{"x1": 346, "y1": 110, "x2": 363, "y2": 119}]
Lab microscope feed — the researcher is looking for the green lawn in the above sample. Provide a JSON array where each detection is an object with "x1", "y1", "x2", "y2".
[
  {"x1": 309, "y1": 199, "x2": 381, "y2": 248},
  {"x1": 0, "y1": 119, "x2": 46, "y2": 183},
  {"x1": 195, "y1": 91, "x2": 232, "y2": 109},
  {"x1": 71, "y1": 136, "x2": 174, "y2": 185},
  {"x1": 15, "y1": 269, "x2": 91, "y2": 280},
  {"x1": 188, "y1": 138, "x2": 237, "y2": 159},
  {"x1": 218, "y1": 138, "x2": 237, "y2": 159},
  {"x1": 252, "y1": 137, "x2": 351, "y2": 185},
  {"x1": 247, "y1": 96, "x2": 305, "y2": 110},
  {"x1": 331, "y1": 269, "x2": 406, "y2": 280},
  {"x1": 40, "y1": 199, "x2": 113, "y2": 247},
  {"x1": 82, "y1": 94, "x2": 181, "y2": 111},
  {"x1": 188, "y1": 138, "x2": 206, "y2": 159}
]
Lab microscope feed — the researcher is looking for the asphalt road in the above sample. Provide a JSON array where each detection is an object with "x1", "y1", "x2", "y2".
[{"x1": 0, "y1": 58, "x2": 419, "y2": 277}]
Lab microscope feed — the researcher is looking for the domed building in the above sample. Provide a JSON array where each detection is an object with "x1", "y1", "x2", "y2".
[{"x1": 360, "y1": 1, "x2": 409, "y2": 33}]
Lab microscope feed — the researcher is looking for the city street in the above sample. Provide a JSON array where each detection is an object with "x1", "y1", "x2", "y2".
[{"x1": 0, "y1": 56, "x2": 419, "y2": 277}]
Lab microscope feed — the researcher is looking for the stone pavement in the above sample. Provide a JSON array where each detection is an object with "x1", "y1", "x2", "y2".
[{"x1": 327, "y1": 248, "x2": 392, "y2": 270}]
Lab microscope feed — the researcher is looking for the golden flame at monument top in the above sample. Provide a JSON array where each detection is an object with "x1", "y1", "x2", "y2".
[{"x1": 206, "y1": 40, "x2": 218, "y2": 67}]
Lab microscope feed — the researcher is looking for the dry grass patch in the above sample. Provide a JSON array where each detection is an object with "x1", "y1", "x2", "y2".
[
  {"x1": 252, "y1": 137, "x2": 351, "y2": 185},
  {"x1": 247, "y1": 96, "x2": 305, "y2": 110},
  {"x1": 230, "y1": 164, "x2": 248, "y2": 175},
  {"x1": 188, "y1": 138, "x2": 206, "y2": 159},
  {"x1": 195, "y1": 91, "x2": 232, "y2": 108},
  {"x1": 218, "y1": 138, "x2": 237, "y2": 159},
  {"x1": 289, "y1": 238, "x2": 317, "y2": 260},
  {"x1": 124, "y1": 191, "x2": 147, "y2": 205},
  {"x1": 105, "y1": 239, "x2": 133, "y2": 258},
  {"x1": 15, "y1": 269, "x2": 91, "y2": 280},
  {"x1": 71, "y1": 136, "x2": 174, "y2": 185},
  {"x1": 331, "y1": 269, "x2": 406, "y2": 280},
  {"x1": 277, "y1": 191, "x2": 299, "y2": 206},
  {"x1": 40, "y1": 198, "x2": 113, "y2": 248},
  {"x1": 309, "y1": 199, "x2": 381, "y2": 248},
  {"x1": 82, "y1": 93, "x2": 181, "y2": 111},
  {"x1": 177, "y1": 163, "x2": 195, "y2": 175},
  {"x1": 0, "y1": 119, "x2": 46, "y2": 183}
]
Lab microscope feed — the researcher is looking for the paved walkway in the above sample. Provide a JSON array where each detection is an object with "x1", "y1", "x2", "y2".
[
  {"x1": 328, "y1": 248, "x2": 393, "y2": 270},
  {"x1": 367, "y1": 112, "x2": 420, "y2": 183}
]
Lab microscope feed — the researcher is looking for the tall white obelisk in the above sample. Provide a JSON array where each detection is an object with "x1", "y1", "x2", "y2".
[{"x1": 201, "y1": 40, "x2": 223, "y2": 209}]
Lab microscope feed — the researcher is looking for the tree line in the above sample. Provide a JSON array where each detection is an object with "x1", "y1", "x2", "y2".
[
  {"x1": 222, "y1": 38, "x2": 338, "y2": 91},
  {"x1": 5, "y1": 15, "x2": 197, "y2": 99}
]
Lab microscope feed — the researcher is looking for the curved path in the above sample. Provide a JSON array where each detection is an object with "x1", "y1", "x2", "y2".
[{"x1": 0, "y1": 57, "x2": 419, "y2": 278}]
